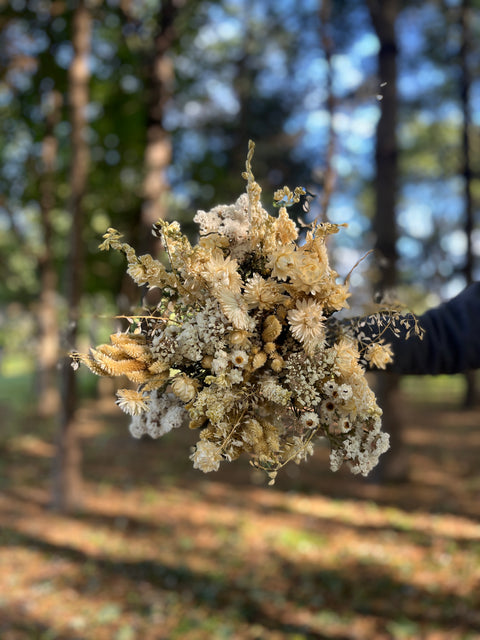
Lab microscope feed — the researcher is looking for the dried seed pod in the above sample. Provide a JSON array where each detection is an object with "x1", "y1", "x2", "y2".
[
  {"x1": 90, "y1": 349, "x2": 147, "y2": 376},
  {"x1": 95, "y1": 344, "x2": 127, "y2": 360},
  {"x1": 201, "y1": 354, "x2": 214, "y2": 369},
  {"x1": 270, "y1": 356, "x2": 284, "y2": 372},
  {"x1": 110, "y1": 332, "x2": 147, "y2": 346},
  {"x1": 78, "y1": 354, "x2": 111, "y2": 376},
  {"x1": 148, "y1": 359, "x2": 170, "y2": 374},
  {"x1": 252, "y1": 351, "x2": 267, "y2": 370},
  {"x1": 229, "y1": 329, "x2": 250, "y2": 346},
  {"x1": 262, "y1": 315, "x2": 282, "y2": 342},
  {"x1": 119, "y1": 340, "x2": 153, "y2": 362},
  {"x1": 263, "y1": 341, "x2": 276, "y2": 355}
]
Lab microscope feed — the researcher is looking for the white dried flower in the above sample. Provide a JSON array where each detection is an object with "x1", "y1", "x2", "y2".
[
  {"x1": 288, "y1": 298, "x2": 325, "y2": 350},
  {"x1": 129, "y1": 415, "x2": 147, "y2": 438},
  {"x1": 364, "y1": 341, "x2": 394, "y2": 369},
  {"x1": 191, "y1": 441, "x2": 223, "y2": 473},
  {"x1": 300, "y1": 412, "x2": 319, "y2": 429},
  {"x1": 171, "y1": 375, "x2": 197, "y2": 402},
  {"x1": 231, "y1": 349, "x2": 248, "y2": 368},
  {"x1": 211, "y1": 349, "x2": 229, "y2": 375},
  {"x1": 116, "y1": 389, "x2": 150, "y2": 415}
]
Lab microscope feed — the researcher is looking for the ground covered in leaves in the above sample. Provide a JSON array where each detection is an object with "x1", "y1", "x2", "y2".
[{"x1": 1, "y1": 376, "x2": 480, "y2": 639}]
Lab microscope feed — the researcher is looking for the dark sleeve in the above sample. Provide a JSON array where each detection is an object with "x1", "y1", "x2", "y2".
[{"x1": 364, "y1": 283, "x2": 480, "y2": 376}]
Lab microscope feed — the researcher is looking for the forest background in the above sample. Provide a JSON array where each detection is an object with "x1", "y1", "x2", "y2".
[{"x1": 0, "y1": 0, "x2": 480, "y2": 638}]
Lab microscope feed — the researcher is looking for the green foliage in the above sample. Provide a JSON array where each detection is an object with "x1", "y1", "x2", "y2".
[{"x1": 0, "y1": 0, "x2": 478, "y2": 313}]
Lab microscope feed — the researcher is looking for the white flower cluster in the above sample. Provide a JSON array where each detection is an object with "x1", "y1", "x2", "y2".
[
  {"x1": 129, "y1": 391, "x2": 187, "y2": 439},
  {"x1": 194, "y1": 193, "x2": 251, "y2": 257}
]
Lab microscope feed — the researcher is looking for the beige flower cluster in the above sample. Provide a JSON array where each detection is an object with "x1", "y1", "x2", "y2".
[{"x1": 75, "y1": 142, "x2": 398, "y2": 481}]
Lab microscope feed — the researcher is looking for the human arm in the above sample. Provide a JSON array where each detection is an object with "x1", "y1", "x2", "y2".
[{"x1": 358, "y1": 283, "x2": 480, "y2": 376}]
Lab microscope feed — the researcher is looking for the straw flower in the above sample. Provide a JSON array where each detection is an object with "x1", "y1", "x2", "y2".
[
  {"x1": 216, "y1": 287, "x2": 252, "y2": 330},
  {"x1": 171, "y1": 375, "x2": 197, "y2": 402},
  {"x1": 333, "y1": 338, "x2": 362, "y2": 378},
  {"x1": 231, "y1": 349, "x2": 249, "y2": 368},
  {"x1": 290, "y1": 252, "x2": 327, "y2": 295},
  {"x1": 287, "y1": 298, "x2": 325, "y2": 349},
  {"x1": 202, "y1": 250, "x2": 242, "y2": 292},
  {"x1": 116, "y1": 389, "x2": 150, "y2": 415},
  {"x1": 244, "y1": 274, "x2": 286, "y2": 310},
  {"x1": 267, "y1": 245, "x2": 297, "y2": 281},
  {"x1": 191, "y1": 440, "x2": 222, "y2": 472},
  {"x1": 300, "y1": 412, "x2": 319, "y2": 429},
  {"x1": 364, "y1": 341, "x2": 394, "y2": 369}
]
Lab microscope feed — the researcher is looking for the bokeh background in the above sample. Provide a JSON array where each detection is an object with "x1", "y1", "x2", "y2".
[{"x1": 1, "y1": 0, "x2": 480, "y2": 638}]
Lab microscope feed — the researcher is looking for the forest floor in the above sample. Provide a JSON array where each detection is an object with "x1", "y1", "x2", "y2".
[{"x1": 0, "y1": 378, "x2": 480, "y2": 640}]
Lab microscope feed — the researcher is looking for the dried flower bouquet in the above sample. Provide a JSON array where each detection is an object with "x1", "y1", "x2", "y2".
[{"x1": 74, "y1": 142, "x2": 406, "y2": 483}]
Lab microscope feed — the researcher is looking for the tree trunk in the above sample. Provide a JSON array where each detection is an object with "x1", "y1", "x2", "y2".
[
  {"x1": 119, "y1": 1, "x2": 178, "y2": 311},
  {"x1": 139, "y1": 0, "x2": 177, "y2": 254},
  {"x1": 459, "y1": 0, "x2": 477, "y2": 407},
  {"x1": 368, "y1": 0, "x2": 399, "y2": 292},
  {"x1": 367, "y1": 0, "x2": 405, "y2": 482},
  {"x1": 52, "y1": 1, "x2": 91, "y2": 512},
  {"x1": 37, "y1": 90, "x2": 62, "y2": 417},
  {"x1": 318, "y1": 0, "x2": 336, "y2": 222}
]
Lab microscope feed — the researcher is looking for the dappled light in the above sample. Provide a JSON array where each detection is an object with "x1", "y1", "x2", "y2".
[{"x1": 1, "y1": 384, "x2": 480, "y2": 639}]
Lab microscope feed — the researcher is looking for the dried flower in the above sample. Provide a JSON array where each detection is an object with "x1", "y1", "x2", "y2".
[
  {"x1": 171, "y1": 375, "x2": 197, "y2": 402},
  {"x1": 364, "y1": 341, "x2": 394, "y2": 369},
  {"x1": 76, "y1": 142, "x2": 413, "y2": 484},
  {"x1": 191, "y1": 441, "x2": 222, "y2": 472},
  {"x1": 116, "y1": 389, "x2": 150, "y2": 415},
  {"x1": 287, "y1": 298, "x2": 325, "y2": 350},
  {"x1": 267, "y1": 245, "x2": 297, "y2": 281},
  {"x1": 244, "y1": 274, "x2": 286, "y2": 310}
]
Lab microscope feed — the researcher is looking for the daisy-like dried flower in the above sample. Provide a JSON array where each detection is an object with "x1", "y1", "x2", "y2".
[
  {"x1": 300, "y1": 411, "x2": 319, "y2": 429},
  {"x1": 325, "y1": 283, "x2": 351, "y2": 312},
  {"x1": 202, "y1": 250, "x2": 242, "y2": 293},
  {"x1": 287, "y1": 298, "x2": 325, "y2": 351},
  {"x1": 290, "y1": 252, "x2": 327, "y2": 295},
  {"x1": 231, "y1": 349, "x2": 249, "y2": 368},
  {"x1": 116, "y1": 389, "x2": 150, "y2": 415}
]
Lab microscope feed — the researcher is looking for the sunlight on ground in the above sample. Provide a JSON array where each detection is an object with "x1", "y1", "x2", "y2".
[{"x1": 1, "y1": 378, "x2": 480, "y2": 639}]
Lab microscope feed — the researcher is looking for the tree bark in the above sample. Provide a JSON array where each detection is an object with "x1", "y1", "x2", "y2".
[
  {"x1": 459, "y1": 0, "x2": 477, "y2": 407},
  {"x1": 368, "y1": 0, "x2": 399, "y2": 292},
  {"x1": 139, "y1": 0, "x2": 177, "y2": 255},
  {"x1": 37, "y1": 90, "x2": 62, "y2": 417},
  {"x1": 318, "y1": 0, "x2": 336, "y2": 222},
  {"x1": 367, "y1": 0, "x2": 405, "y2": 482},
  {"x1": 52, "y1": 1, "x2": 91, "y2": 512},
  {"x1": 119, "y1": 1, "x2": 178, "y2": 311}
]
